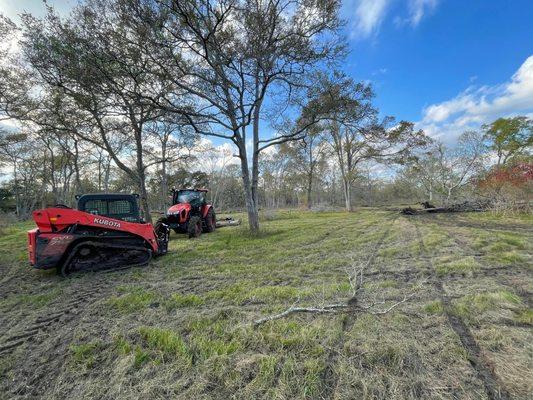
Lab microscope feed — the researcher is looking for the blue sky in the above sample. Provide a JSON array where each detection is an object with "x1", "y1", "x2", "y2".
[
  {"x1": 2, "y1": 0, "x2": 532, "y2": 145},
  {"x1": 341, "y1": 0, "x2": 533, "y2": 142}
]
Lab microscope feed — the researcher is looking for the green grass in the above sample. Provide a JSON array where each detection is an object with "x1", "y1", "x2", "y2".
[
  {"x1": 472, "y1": 230, "x2": 530, "y2": 266},
  {"x1": 0, "y1": 221, "x2": 33, "y2": 263},
  {"x1": 108, "y1": 286, "x2": 157, "y2": 313},
  {"x1": 113, "y1": 336, "x2": 132, "y2": 355},
  {"x1": 424, "y1": 300, "x2": 444, "y2": 315},
  {"x1": 164, "y1": 293, "x2": 204, "y2": 310},
  {"x1": 69, "y1": 342, "x2": 101, "y2": 368},
  {"x1": 2, "y1": 209, "x2": 532, "y2": 399},
  {"x1": 514, "y1": 308, "x2": 533, "y2": 325},
  {"x1": 435, "y1": 257, "x2": 479, "y2": 276},
  {"x1": 133, "y1": 346, "x2": 150, "y2": 368},
  {"x1": 138, "y1": 327, "x2": 192, "y2": 368},
  {"x1": 1, "y1": 289, "x2": 61, "y2": 309},
  {"x1": 490, "y1": 251, "x2": 527, "y2": 265},
  {"x1": 453, "y1": 290, "x2": 522, "y2": 322}
]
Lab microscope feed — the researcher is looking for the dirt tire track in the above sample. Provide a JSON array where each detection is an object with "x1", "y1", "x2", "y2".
[
  {"x1": 321, "y1": 212, "x2": 399, "y2": 400},
  {"x1": 1, "y1": 274, "x2": 116, "y2": 398},
  {"x1": 421, "y1": 214, "x2": 533, "y2": 308},
  {"x1": 0, "y1": 274, "x2": 112, "y2": 360},
  {"x1": 410, "y1": 216, "x2": 511, "y2": 400},
  {"x1": 425, "y1": 214, "x2": 533, "y2": 235}
]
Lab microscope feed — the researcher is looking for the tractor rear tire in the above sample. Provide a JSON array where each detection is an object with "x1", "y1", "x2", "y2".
[
  {"x1": 188, "y1": 216, "x2": 202, "y2": 238},
  {"x1": 204, "y1": 209, "x2": 216, "y2": 233}
]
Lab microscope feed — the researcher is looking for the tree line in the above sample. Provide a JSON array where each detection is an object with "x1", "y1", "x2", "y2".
[{"x1": 0, "y1": 1, "x2": 531, "y2": 230}]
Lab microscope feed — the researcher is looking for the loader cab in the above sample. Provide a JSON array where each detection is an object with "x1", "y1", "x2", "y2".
[{"x1": 77, "y1": 194, "x2": 142, "y2": 223}]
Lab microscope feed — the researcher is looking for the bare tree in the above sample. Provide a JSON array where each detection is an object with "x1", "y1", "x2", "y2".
[
  {"x1": 196, "y1": 141, "x2": 235, "y2": 208},
  {"x1": 435, "y1": 131, "x2": 487, "y2": 204},
  {"x1": 280, "y1": 126, "x2": 329, "y2": 208},
  {"x1": 407, "y1": 143, "x2": 442, "y2": 202}
]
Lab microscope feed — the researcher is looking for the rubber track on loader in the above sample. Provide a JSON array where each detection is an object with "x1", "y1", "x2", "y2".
[{"x1": 59, "y1": 241, "x2": 153, "y2": 277}]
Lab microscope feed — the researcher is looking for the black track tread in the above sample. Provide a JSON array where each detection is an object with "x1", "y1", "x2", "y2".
[{"x1": 60, "y1": 241, "x2": 152, "y2": 277}]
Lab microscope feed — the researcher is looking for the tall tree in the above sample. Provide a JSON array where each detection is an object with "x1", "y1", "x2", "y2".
[
  {"x1": 19, "y1": 2, "x2": 176, "y2": 222},
  {"x1": 407, "y1": 142, "x2": 442, "y2": 202},
  {"x1": 435, "y1": 130, "x2": 487, "y2": 204},
  {"x1": 145, "y1": 117, "x2": 196, "y2": 209},
  {"x1": 482, "y1": 117, "x2": 532, "y2": 166},
  {"x1": 136, "y1": 0, "x2": 343, "y2": 232}
]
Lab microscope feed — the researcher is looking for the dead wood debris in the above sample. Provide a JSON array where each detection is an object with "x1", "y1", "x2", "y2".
[
  {"x1": 216, "y1": 217, "x2": 241, "y2": 227},
  {"x1": 401, "y1": 200, "x2": 492, "y2": 215}
]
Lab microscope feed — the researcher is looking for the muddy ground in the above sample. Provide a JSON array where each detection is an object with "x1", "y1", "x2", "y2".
[{"x1": 0, "y1": 210, "x2": 531, "y2": 399}]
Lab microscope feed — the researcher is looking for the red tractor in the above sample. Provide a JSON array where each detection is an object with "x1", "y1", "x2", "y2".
[
  {"x1": 27, "y1": 193, "x2": 169, "y2": 276},
  {"x1": 166, "y1": 188, "x2": 216, "y2": 238}
]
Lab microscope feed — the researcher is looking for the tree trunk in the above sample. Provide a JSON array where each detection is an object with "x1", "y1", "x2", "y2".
[
  {"x1": 245, "y1": 76, "x2": 262, "y2": 234},
  {"x1": 97, "y1": 154, "x2": 102, "y2": 191},
  {"x1": 134, "y1": 127, "x2": 152, "y2": 224},
  {"x1": 445, "y1": 187, "x2": 452, "y2": 205},
  {"x1": 306, "y1": 154, "x2": 314, "y2": 209},
  {"x1": 160, "y1": 137, "x2": 168, "y2": 210},
  {"x1": 104, "y1": 157, "x2": 110, "y2": 193},
  {"x1": 306, "y1": 183, "x2": 312, "y2": 209},
  {"x1": 343, "y1": 178, "x2": 352, "y2": 212},
  {"x1": 161, "y1": 162, "x2": 168, "y2": 210},
  {"x1": 138, "y1": 175, "x2": 151, "y2": 223},
  {"x1": 238, "y1": 138, "x2": 259, "y2": 233},
  {"x1": 73, "y1": 140, "x2": 82, "y2": 196},
  {"x1": 241, "y1": 162, "x2": 259, "y2": 232},
  {"x1": 13, "y1": 161, "x2": 20, "y2": 217}
]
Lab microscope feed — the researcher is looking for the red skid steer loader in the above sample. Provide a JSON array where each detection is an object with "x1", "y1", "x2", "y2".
[{"x1": 27, "y1": 194, "x2": 169, "y2": 276}]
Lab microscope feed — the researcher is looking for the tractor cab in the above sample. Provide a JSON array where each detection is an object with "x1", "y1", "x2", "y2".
[
  {"x1": 172, "y1": 189, "x2": 207, "y2": 209},
  {"x1": 77, "y1": 193, "x2": 142, "y2": 223}
]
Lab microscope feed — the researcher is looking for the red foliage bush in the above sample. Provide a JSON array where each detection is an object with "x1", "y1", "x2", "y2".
[{"x1": 478, "y1": 162, "x2": 533, "y2": 189}]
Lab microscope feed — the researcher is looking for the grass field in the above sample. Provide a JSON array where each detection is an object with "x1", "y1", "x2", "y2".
[{"x1": 0, "y1": 209, "x2": 531, "y2": 399}]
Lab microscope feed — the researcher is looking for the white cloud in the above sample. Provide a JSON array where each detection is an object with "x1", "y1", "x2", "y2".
[
  {"x1": 346, "y1": 0, "x2": 439, "y2": 38},
  {"x1": 351, "y1": 0, "x2": 390, "y2": 38},
  {"x1": 418, "y1": 55, "x2": 533, "y2": 143},
  {"x1": 372, "y1": 67, "x2": 388, "y2": 76},
  {"x1": 407, "y1": 0, "x2": 439, "y2": 27}
]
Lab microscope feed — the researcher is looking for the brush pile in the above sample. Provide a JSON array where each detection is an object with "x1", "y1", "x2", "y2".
[{"x1": 401, "y1": 200, "x2": 492, "y2": 215}]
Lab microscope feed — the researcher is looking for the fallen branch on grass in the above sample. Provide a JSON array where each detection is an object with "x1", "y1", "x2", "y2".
[
  {"x1": 253, "y1": 304, "x2": 347, "y2": 326},
  {"x1": 252, "y1": 295, "x2": 416, "y2": 326},
  {"x1": 253, "y1": 248, "x2": 423, "y2": 326}
]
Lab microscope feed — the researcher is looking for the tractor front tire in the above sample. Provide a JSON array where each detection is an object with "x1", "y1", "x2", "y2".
[
  {"x1": 187, "y1": 216, "x2": 202, "y2": 238},
  {"x1": 204, "y1": 209, "x2": 216, "y2": 233}
]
